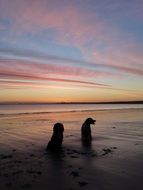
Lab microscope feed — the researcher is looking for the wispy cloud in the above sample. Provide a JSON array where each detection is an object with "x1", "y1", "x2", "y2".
[
  {"x1": 0, "y1": 57, "x2": 112, "y2": 90},
  {"x1": 0, "y1": 48, "x2": 143, "y2": 77},
  {"x1": 0, "y1": 0, "x2": 143, "y2": 69},
  {"x1": 0, "y1": 53, "x2": 143, "y2": 93}
]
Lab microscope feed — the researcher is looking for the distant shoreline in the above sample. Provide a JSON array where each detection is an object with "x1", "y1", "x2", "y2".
[{"x1": 0, "y1": 101, "x2": 143, "y2": 105}]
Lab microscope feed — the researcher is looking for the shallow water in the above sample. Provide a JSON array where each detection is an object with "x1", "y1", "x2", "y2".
[{"x1": 0, "y1": 109, "x2": 143, "y2": 151}]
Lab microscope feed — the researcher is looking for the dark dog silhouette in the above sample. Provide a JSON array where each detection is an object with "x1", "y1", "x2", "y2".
[
  {"x1": 47, "y1": 123, "x2": 64, "y2": 151},
  {"x1": 81, "y1": 118, "x2": 96, "y2": 142}
]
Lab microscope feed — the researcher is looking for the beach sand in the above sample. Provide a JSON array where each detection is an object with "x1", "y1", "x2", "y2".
[{"x1": 0, "y1": 109, "x2": 143, "y2": 190}]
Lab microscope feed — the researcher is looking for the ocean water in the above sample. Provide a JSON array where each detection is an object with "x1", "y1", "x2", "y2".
[{"x1": 0, "y1": 103, "x2": 143, "y2": 115}]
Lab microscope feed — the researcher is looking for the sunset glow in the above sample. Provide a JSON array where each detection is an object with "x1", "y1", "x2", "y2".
[{"x1": 0, "y1": 0, "x2": 143, "y2": 103}]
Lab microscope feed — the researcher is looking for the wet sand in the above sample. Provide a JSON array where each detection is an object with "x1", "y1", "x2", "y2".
[{"x1": 0, "y1": 109, "x2": 143, "y2": 190}]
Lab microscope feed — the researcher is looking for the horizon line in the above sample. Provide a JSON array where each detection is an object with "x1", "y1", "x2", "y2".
[{"x1": 0, "y1": 100, "x2": 143, "y2": 105}]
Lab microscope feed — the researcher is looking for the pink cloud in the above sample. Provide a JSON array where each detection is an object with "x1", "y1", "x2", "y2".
[
  {"x1": 0, "y1": 0, "x2": 107, "y2": 45},
  {"x1": 0, "y1": 58, "x2": 112, "y2": 79},
  {"x1": 0, "y1": 56, "x2": 142, "y2": 94},
  {"x1": 0, "y1": 58, "x2": 113, "y2": 89},
  {"x1": 92, "y1": 48, "x2": 143, "y2": 75},
  {"x1": 0, "y1": 54, "x2": 142, "y2": 91},
  {"x1": 2, "y1": 0, "x2": 141, "y2": 72}
]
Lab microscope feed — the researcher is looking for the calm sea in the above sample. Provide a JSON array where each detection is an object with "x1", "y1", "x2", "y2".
[{"x1": 0, "y1": 103, "x2": 143, "y2": 115}]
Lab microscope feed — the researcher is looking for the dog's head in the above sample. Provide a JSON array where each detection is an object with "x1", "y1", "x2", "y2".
[
  {"x1": 53, "y1": 123, "x2": 64, "y2": 134},
  {"x1": 85, "y1": 118, "x2": 96, "y2": 125}
]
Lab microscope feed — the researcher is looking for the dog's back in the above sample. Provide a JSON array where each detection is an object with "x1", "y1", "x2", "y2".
[
  {"x1": 81, "y1": 118, "x2": 96, "y2": 142},
  {"x1": 81, "y1": 122, "x2": 92, "y2": 141},
  {"x1": 47, "y1": 133, "x2": 63, "y2": 150},
  {"x1": 47, "y1": 123, "x2": 64, "y2": 151}
]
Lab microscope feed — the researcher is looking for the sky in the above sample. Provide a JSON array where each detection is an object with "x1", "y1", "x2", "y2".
[{"x1": 0, "y1": 0, "x2": 143, "y2": 103}]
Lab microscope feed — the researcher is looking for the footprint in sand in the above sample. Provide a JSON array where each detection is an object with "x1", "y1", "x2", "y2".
[
  {"x1": 5, "y1": 182, "x2": 12, "y2": 187},
  {"x1": 111, "y1": 146, "x2": 117, "y2": 149},
  {"x1": 1, "y1": 154, "x2": 13, "y2": 159},
  {"x1": 102, "y1": 148, "x2": 112, "y2": 155},
  {"x1": 12, "y1": 149, "x2": 16, "y2": 152},
  {"x1": 27, "y1": 169, "x2": 42, "y2": 176},
  {"x1": 22, "y1": 184, "x2": 32, "y2": 188},
  {"x1": 67, "y1": 164, "x2": 73, "y2": 168},
  {"x1": 29, "y1": 154, "x2": 35, "y2": 157},
  {"x1": 78, "y1": 181, "x2": 88, "y2": 187},
  {"x1": 70, "y1": 171, "x2": 79, "y2": 178},
  {"x1": 70, "y1": 155, "x2": 79, "y2": 158},
  {"x1": 102, "y1": 147, "x2": 118, "y2": 156}
]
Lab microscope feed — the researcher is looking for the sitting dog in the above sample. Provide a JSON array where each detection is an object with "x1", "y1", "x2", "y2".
[
  {"x1": 81, "y1": 118, "x2": 96, "y2": 142},
  {"x1": 46, "y1": 123, "x2": 64, "y2": 151}
]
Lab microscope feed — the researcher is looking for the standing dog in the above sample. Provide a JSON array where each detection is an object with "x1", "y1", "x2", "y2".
[
  {"x1": 81, "y1": 118, "x2": 96, "y2": 142},
  {"x1": 47, "y1": 123, "x2": 64, "y2": 151}
]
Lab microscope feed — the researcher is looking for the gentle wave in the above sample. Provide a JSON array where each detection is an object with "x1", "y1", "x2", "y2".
[{"x1": 0, "y1": 103, "x2": 143, "y2": 115}]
